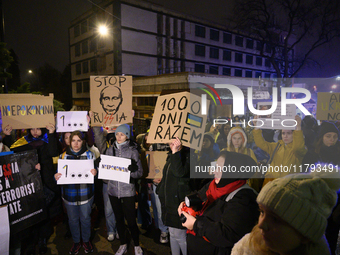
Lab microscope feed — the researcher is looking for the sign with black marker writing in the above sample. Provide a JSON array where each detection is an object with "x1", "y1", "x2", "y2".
[
  {"x1": 98, "y1": 155, "x2": 131, "y2": 184},
  {"x1": 316, "y1": 92, "x2": 340, "y2": 121},
  {"x1": 57, "y1": 159, "x2": 94, "y2": 185},
  {"x1": 0, "y1": 94, "x2": 54, "y2": 129},
  {"x1": 90, "y1": 76, "x2": 132, "y2": 127},
  {"x1": 56, "y1": 111, "x2": 88, "y2": 133},
  {"x1": 147, "y1": 92, "x2": 209, "y2": 150}
]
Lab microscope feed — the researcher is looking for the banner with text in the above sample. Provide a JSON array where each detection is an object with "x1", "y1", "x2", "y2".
[
  {"x1": 98, "y1": 155, "x2": 131, "y2": 184},
  {"x1": 56, "y1": 111, "x2": 88, "y2": 132},
  {"x1": 57, "y1": 159, "x2": 94, "y2": 185},
  {"x1": 0, "y1": 150, "x2": 45, "y2": 234},
  {"x1": 147, "y1": 92, "x2": 209, "y2": 150},
  {"x1": 0, "y1": 94, "x2": 54, "y2": 129},
  {"x1": 316, "y1": 92, "x2": 340, "y2": 121},
  {"x1": 90, "y1": 76, "x2": 132, "y2": 127}
]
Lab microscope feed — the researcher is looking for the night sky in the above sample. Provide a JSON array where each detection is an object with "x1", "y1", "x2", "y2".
[{"x1": 2, "y1": 0, "x2": 340, "y2": 80}]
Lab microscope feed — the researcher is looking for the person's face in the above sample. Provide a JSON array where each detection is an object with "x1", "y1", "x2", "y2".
[
  {"x1": 224, "y1": 125, "x2": 230, "y2": 136},
  {"x1": 282, "y1": 130, "x2": 293, "y2": 144},
  {"x1": 100, "y1": 87, "x2": 122, "y2": 115},
  {"x1": 214, "y1": 156, "x2": 225, "y2": 183},
  {"x1": 116, "y1": 132, "x2": 127, "y2": 144},
  {"x1": 323, "y1": 132, "x2": 338, "y2": 147},
  {"x1": 71, "y1": 135, "x2": 83, "y2": 152},
  {"x1": 202, "y1": 137, "x2": 211, "y2": 149},
  {"x1": 231, "y1": 133, "x2": 243, "y2": 148},
  {"x1": 64, "y1": 132, "x2": 71, "y2": 146},
  {"x1": 31, "y1": 128, "x2": 42, "y2": 138},
  {"x1": 258, "y1": 204, "x2": 305, "y2": 254}
]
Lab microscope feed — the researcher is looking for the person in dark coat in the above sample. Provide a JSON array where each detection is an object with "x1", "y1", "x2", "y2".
[
  {"x1": 157, "y1": 137, "x2": 195, "y2": 255},
  {"x1": 179, "y1": 151, "x2": 259, "y2": 255},
  {"x1": 302, "y1": 121, "x2": 340, "y2": 255}
]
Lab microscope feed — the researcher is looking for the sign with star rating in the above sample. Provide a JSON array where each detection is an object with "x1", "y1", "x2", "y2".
[{"x1": 56, "y1": 111, "x2": 88, "y2": 133}]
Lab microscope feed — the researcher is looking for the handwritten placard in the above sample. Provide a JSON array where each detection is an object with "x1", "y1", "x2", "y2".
[
  {"x1": 0, "y1": 94, "x2": 54, "y2": 129},
  {"x1": 147, "y1": 92, "x2": 209, "y2": 150},
  {"x1": 56, "y1": 111, "x2": 88, "y2": 132},
  {"x1": 316, "y1": 92, "x2": 340, "y2": 121},
  {"x1": 57, "y1": 159, "x2": 94, "y2": 184},
  {"x1": 90, "y1": 76, "x2": 132, "y2": 127},
  {"x1": 98, "y1": 155, "x2": 131, "y2": 184},
  {"x1": 146, "y1": 151, "x2": 168, "y2": 179},
  {"x1": 257, "y1": 102, "x2": 296, "y2": 130}
]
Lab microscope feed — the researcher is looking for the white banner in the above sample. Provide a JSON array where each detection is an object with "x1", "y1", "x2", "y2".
[
  {"x1": 98, "y1": 155, "x2": 131, "y2": 184},
  {"x1": 0, "y1": 206, "x2": 10, "y2": 255},
  {"x1": 57, "y1": 159, "x2": 94, "y2": 184},
  {"x1": 56, "y1": 111, "x2": 88, "y2": 132}
]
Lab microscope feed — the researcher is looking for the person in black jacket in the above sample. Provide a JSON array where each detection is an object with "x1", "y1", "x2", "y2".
[
  {"x1": 178, "y1": 151, "x2": 259, "y2": 255},
  {"x1": 157, "y1": 137, "x2": 194, "y2": 255}
]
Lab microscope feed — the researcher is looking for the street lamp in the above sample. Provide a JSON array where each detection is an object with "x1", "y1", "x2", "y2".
[{"x1": 98, "y1": 25, "x2": 108, "y2": 36}]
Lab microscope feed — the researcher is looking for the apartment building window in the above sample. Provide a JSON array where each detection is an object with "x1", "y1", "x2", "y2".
[
  {"x1": 246, "y1": 39, "x2": 254, "y2": 49},
  {"x1": 256, "y1": 41, "x2": 262, "y2": 51},
  {"x1": 195, "y1": 44, "x2": 205, "y2": 57},
  {"x1": 88, "y1": 17, "x2": 95, "y2": 31},
  {"x1": 264, "y1": 72, "x2": 271, "y2": 78},
  {"x1": 223, "y1": 33, "x2": 232, "y2": 44},
  {"x1": 74, "y1": 25, "x2": 80, "y2": 37},
  {"x1": 209, "y1": 65, "x2": 219, "y2": 74},
  {"x1": 235, "y1": 69, "x2": 242, "y2": 77},
  {"x1": 76, "y1": 82, "x2": 82, "y2": 93},
  {"x1": 90, "y1": 38, "x2": 97, "y2": 52},
  {"x1": 246, "y1": 55, "x2": 253, "y2": 65},
  {"x1": 82, "y1": 41, "x2": 88, "y2": 55},
  {"x1": 265, "y1": 58, "x2": 271, "y2": 67},
  {"x1": 235, "y1": 36, "x2": 243, "y2": 47},
  {"x1": 210, "y1": 47, "x2": 219, "y2": 59},
  {"x1": 82, "y1": 61, "x2": 89, "y2": 73},
  {"x1": 81, "y1": 20, "x2": 88, "y2": 34},
  {"x1": 83, "y1": 81, "x2": 90, "y2": 93},
  {"x1": 75, "y1": 43, "x2": 80, "y2": 57},
  {"x1": 222, "y1": 67, "x2": 231, "y2": 76},
  {"x1": 90, "y1": 59, "x2": 97, "y2": 72},
  {"x1": 223, "y1": 50, "x2": 231, "y2": 61},
  {"x1": 195, "y1": 63, "x2": 205, "y2": 73},
  {"x1": 76, "y1": 63, "x2": 81, "y2": 75},
  {"x1": 255, "y1": 71, "x2": 262, "y2": 78},
  {"x1": 210, "y1": 29, "x2": 219, "y2": 41},
  {"x1": 256, "y1": 56, "x2": 262, "y2": 66},
  {"x1": 265, "y1": 44, "x2": 272, "y2": 53},
  {"x1": 195, "y1": 25, "x2": 206, "y2": 38},
  {"x1": 235, "y1": 52, "x2": 243, "y2": 63},
  {"x1": 245, "y1": 70, "x2": 252, "y2": 78}
]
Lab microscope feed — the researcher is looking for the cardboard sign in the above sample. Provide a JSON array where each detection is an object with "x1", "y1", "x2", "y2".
[
  {"x1": 0, "y1": 150, "x2": 45, "y2": 234},
  {"x1": 56, "y1": 111, "x2": 88, "y2": 132},
  {"x1": 316, "y1": 92, "x2": 340, "y2": 121},
  {"x1": 98, "y1": 155, "x2": 131, "y2": 184},
  {"x1": 0, "y1": 94, "x2": 54, "y2": 129},
  {"x1": 147, "y1": 92, "x2": 209, "y2": 150},
  {"x1": 0, "y1": 206, "x2": 10, "y2": 255},
  {"x1": 257, "y1": 102, "x2": 296, "y2": 130},
  {"x1": 146, "y1": 151, "x2": 168, "y2": 179},
  {"x1": 90, "y1": 76, "x2": 132, "y2": 127},
  {"x1": 57, "y1": 159, "x2": 94, "y2": 184}
]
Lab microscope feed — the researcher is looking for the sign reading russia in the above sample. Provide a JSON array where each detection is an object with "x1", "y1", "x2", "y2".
[
  {"x1": 0, "y1": 94, "x2": 54, "y2": 129},
  {"x1": 147, "y1": 92, "x2": 209, "y2": 150}
]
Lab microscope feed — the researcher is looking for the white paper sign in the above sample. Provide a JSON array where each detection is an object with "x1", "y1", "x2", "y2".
[
  {"x1": 98, "y1": 155, "x2": 131, "y2": 184},
  {"x1": 257, "y1": 102, "x2": 296, "y2": 130},
  {"x1": 56, "y1": 111, "x2": 88, "y2": 132},
  {"x1": 57, "y1": 159, "x2": 94, "y2": 184},
  {"x1": 0, "y1": 206, "x2": 10, "y2": 255}
]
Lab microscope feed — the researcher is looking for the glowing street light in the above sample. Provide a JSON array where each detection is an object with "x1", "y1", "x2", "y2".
[
  {"x1": 98, "y1": 25, "x2": 108, "y2": 36},
  {"x1": 28, "y1": 70, "x2": 33, "y2": 74}
]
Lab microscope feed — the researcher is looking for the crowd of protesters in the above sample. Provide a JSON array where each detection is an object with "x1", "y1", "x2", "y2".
[{"x1": 1, "y1": 111, "x2": 340, "y2": 255}]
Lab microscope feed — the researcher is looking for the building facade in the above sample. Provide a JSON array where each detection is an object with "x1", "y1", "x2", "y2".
[{"x1": 69, "y1": 0, "x2": 285, "y2": 110}]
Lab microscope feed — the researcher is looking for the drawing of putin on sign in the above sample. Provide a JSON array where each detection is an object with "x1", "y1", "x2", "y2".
[{"x1": 100, "y1": 86, "x2": 123, "y2": 115}]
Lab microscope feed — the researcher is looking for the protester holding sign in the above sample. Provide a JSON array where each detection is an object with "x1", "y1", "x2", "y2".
[
  {"x1": 252, "y1": 115, "x2": 307, "y2": 187},
  {"x1": 93, "y1": 124, "x2": 144, "y2": 255},
  {"x1": 9, "y1": 124, "x2": 60, "y2": 255},
  {"x1": 55, "y1": 130, "x2": 97, "y2": 254}
]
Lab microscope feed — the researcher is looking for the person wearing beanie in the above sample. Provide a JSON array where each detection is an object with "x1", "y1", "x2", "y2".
[
  {"x1": 93, "y1": 123, "x2": 144, "y2": 255},
  {"x1": 216, "y1": 123, "x2": 231, "y2": 150},
  {"x1": 252, "y1": 115, "x2": 307, "y2": 187},
  {"x1": 302, "y1": 121, "x2": 340, "y2": 254},
  {"x1": 179, "y1": 150, "x2": 259, "y2": 255},
  {"x1": 231, "y1": 170, "x2": 340, "y2": 255}
]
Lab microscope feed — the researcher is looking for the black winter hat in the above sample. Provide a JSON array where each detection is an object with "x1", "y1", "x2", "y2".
[{"x1": 318, "y1": 122, "x2": 340, "y2": 139}]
